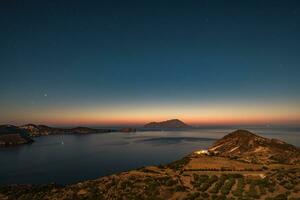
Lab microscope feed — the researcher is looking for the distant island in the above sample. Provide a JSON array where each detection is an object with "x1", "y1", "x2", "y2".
[
  {"x1": 2, "y1": 129, "x2": 299, "y2": 199},
  {"x1": 144, "y1": 119, "x2": 191, "y2": 129},
  {"x1": 0, "y1": 119, "x2": 200, "y2": 147},
  {"x1": 0, "y1": 125, "x2": 33, "y2": 147},
  {"x1": 19, "y1": 124, "x2": 114, "y2": 137},
  {"x1": 0, "y1": 124, "x2": 116, "y2": 147},
  {"x1": 1, "y1": 120, "x2": 193, "y2": 147}
]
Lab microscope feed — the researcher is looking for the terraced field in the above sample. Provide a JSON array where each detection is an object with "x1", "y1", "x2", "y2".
[
  {"x1": 183, "y1": 168, "x2": 300, "y2": 200},
  {"x1": 1, "y1": 163, "x2": 299, "y2": 200}
]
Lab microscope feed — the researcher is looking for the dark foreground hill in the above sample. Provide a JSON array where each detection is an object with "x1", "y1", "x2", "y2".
[
  {"x1": 1, "y1": 130, "x2": 300, "y2": 200},
  {"x1": 0, "y1": 125, "x2": 33, "y2": 146},
  {"x1": 144, "y1": 119, "x2": 191, "y2": 129},
  {"x1": 208, "y1": 129, "x2": 300, "y2": 164}
]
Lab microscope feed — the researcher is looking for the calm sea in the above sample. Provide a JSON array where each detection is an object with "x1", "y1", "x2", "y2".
[{"x1": 0, "y1": 127, "x2": 299, "y2": 184}]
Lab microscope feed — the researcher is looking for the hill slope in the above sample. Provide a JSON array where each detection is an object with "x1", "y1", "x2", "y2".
[
  {"x1": 1, "y1": 129, "x2": 300, "y2": 199},
  {"x1": 208, "y1": 129, "x2": 300, "y2": 164},
  {"x1": 0, "y1": 125, "x2": 33, "y2": 146}
]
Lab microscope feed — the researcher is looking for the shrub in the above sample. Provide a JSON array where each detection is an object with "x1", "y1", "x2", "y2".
[
  {"x1": 201, "y1": 192, "x2": 209, "y2": 198},
  {"x1": 220, "y1": 178, "x2": 235, "y2": 195},
  {"x1": 210, "y1": 176, "x2": 227, "y2": 194},
  {"x1": 167, "y1": 157, "x2": 190, "y2": 170},
  {"x1": 211, "y1": 194, "x2": 218, "y2": 200},
  {"x1": 194, "y1": 174, "x2": 209, "y2": 183},
  {"x1": 183, "y1": 192, "x2": 200, "y2": 200},
  {"x1": 165, "y1": 178, "x2": 177, "y2": 186},
  {"x1": 268, "y1": 186, "x2": 275, "y2": 193},
  {"x1": 157, "y1": 164, "x2": 165, "y2": 169},
  {"x1": 173, "y1": 185, "x2": 186, "y2": 192},
  {"x1": 199, "y1": 175, "x2": 218, "y2": 192},
  {"x1": 227, "y1": 174, "x2": 243, "y2": 179},
  {"x1": 272, "y1": 194, "x2": 288, "y2": 200},
  {"x1": 215, "y1": 195, "x2": 227, "y2": 200},
  {"x1": 283, "y1": 182, "x2": 294, "y2": 190},
  {"x1": 144, "y1": 178, "x2": 160, "y2": 192},
  {"x1": 232, "y1": 178, "x2": 245, "y2": 197},
  {"x1": 246, "y1": 181, "x2": 259, "y2": 199},
  {"x1": 259, "y1": 184, "x2": 266, "y2": 195},
  {"x1": 192, "y1": 174, "x2": 209, "y2": 189}
]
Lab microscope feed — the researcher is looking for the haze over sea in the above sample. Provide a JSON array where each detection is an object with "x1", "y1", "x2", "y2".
[{"x1": 0, "y1": 127, "x2": 299, "y2": 185}]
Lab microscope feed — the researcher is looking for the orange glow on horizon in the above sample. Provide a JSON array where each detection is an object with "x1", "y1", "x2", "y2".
[
  {"x1": 11, "y1": 115, "x2": 300, "y2": 127},
  {"x1": 2, "y1": 100, "x2": 300, "y2": 126}
]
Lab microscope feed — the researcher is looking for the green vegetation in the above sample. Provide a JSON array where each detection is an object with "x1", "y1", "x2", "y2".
[
  {"x1": 209, "y1": 174, "x2": 227, "y2": 193},
  {"x1": 246, "y1": 180, "x2": 260, "y2": 198},
  {"x1": 157, "y1": 176, "x2": 177, "y2": 186},
  {"x1": 2, "y1": 168, "x2": 299, "y2": 200},
  {"x1": 220, "y1": 178, "x2": 235, "y2": 195},
  {"x1": 167, "y1": 156, "x2": 191, "y2": 171},
  {"x1": 192, "y1": 174, "x2": 219, "y2": 192},
  {"x1": 232, "y1": 178, "x2": 245, "y2": 197},
  {"x1": 200, "y1": 175, "x2": 218, "y2": 192},
  {"x1": 138, "y1": 167, "x2": 160, "y2": 174},
  {"x1": 265, "y1": 194, "x2": 288, "y2": 200},
  {"x1": 183, "y1": 192, "x2": 200, "y2": 200}
]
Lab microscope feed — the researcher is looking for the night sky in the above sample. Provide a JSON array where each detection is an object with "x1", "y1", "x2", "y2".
[{"x1": 1, "y1": 0, "x2": 300, "y2": 126}]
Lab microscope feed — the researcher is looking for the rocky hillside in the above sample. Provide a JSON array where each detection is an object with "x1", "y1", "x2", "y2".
[
  {"x1": 0, "y1": 125, "x2": 33, "y2": 147},
  {"x1": 208, "y1": 129, "x2": 300, "y2": 164},
  {"x1": 1, "y1": 129, "x2": 300, "y2": 200},
  {"x1": 19, "y1": 124, "x2": 114, "y2": 137},
  {"x1": 144, "y1": 119, "x2": 191, "y2": 129}
]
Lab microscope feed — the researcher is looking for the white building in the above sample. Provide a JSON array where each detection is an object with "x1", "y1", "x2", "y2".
[{"x1": 194, "y1": 149, "x2": 209, "y2": 155}]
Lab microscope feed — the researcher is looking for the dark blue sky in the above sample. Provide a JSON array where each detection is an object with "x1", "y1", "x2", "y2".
[{"x1": 1, "y1": 0, "x2": 300, "y2": 125}]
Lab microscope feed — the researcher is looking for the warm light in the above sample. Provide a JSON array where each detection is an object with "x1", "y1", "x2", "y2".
[{"x1": 1, "y1": 100, "x2": 299, "y2": 126}]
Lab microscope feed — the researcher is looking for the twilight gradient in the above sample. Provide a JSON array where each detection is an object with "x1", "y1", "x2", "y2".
[{"x1": 0, "y1": 1, "x2": 300, "y2": 126}]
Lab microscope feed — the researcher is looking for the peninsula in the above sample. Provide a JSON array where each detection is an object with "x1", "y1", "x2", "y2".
[{"x1": 1, "y1": 130, "x2": 299, "y2": 199}]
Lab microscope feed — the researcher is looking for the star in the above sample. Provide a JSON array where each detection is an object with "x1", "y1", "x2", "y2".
[{"x1": 44, "y1": 93, "x2": 48, "y2": 97}]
